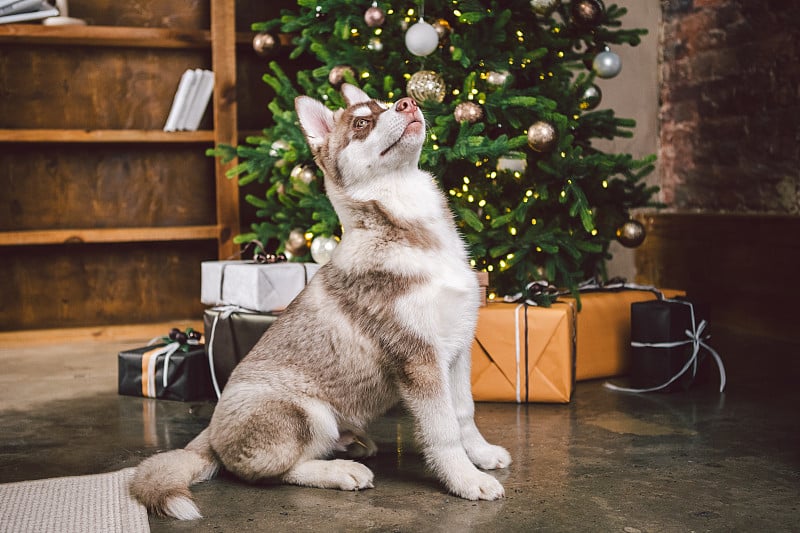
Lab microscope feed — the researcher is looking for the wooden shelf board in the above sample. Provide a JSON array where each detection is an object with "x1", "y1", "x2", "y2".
[
  {"x1": 0, "y1": 24, "x2": 211, "y2": 48},
  {"x1": 0, "y1": 129, "x2": 216, "y2": 143},
  {"x1": 0, "y1": 226, "x2": 219, "y2": 246}
]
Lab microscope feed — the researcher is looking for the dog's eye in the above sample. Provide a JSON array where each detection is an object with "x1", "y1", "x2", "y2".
[{"x1": 353, "y1": 118, "x2": 370, "y2": 129}]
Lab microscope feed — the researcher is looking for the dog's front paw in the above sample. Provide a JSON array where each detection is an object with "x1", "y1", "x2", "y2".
[
  {"x1": 466, "y1": 443, "x2": 512, "y2": 470},
  {"x1": 448, "y1": 469, "x2": 505, "y2": 501}
]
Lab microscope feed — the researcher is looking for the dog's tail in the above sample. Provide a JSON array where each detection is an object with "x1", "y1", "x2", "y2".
[{"x1": 129, "y1": 427, "x2": 219, "y2": 520}]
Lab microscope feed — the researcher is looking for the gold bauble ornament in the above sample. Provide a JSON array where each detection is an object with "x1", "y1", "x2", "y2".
[
  {"x1": 616, "y1": 219, "x2": 646, "y2": 248},
  {"x1": 530, "y1": 0, "x2": 561, "y2": 16},
  {"x1": 290, "y1": 164, "x2": 316, "y2": 185},
  {"x1": 252, "y1": 32, "x2": 277, "y2": 56},
  {"x1": 285, "y1": 228, "x2": 309, "y2": 256},
  {"x1": 328, "y1": 65, "x2": 355, "y2": 89},
  {"x1": 454, "y1": 101, "x2": 483, "y2": 123},
  {"x1": 527, "y1": 121, "x2": 558, "y2": 152},
  {"x1": 432, "y1": 18, "x2": 451, "y2": 40},
  {"x1": 406, "y1": 70, "x2": 446, "y2": 105},
  {"x1": 364, "y1": 4, "x2": 385, "y2": 27}
]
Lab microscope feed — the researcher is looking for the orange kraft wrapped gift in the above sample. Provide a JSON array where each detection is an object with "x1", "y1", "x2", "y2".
[
  {"x1": 560, "y1": 288, "x2": 685, "y2": 381},
  {"x1": 471, "y1": 301, "x2": 576, "y2": 404}
]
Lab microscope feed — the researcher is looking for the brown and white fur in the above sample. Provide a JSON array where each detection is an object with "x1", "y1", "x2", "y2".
[{"x1": 130, "y1": 84, "x2": 511, "y2": 520}]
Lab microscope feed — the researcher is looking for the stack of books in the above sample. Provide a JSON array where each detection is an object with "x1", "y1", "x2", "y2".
[
  {"x1": 0, "y1": 0, "x2": 58, "y2": 24},
  {"x1": 163, "y1": 69, "x2": 215, "y2": 132}
]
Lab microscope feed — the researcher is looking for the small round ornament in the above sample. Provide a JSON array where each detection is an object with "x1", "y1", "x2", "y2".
[
  {"x1": 570, "y1": 0, "x2": 605, "y2": 28},
  {"x1": 328, "y1": 65, "x2": 355, "y2": 88},
  {"x1": 580, "y1": 84, "x2": 602, "y2": 110},
  {"x1": 285, "y1": 228, "x2": 309, "y2": 256},
  {"x1": 486, "y1": 70, "x2": 510, "y2": 86},
  {"x1": 454, "y1": 101, "x2": 484, "y2": 123},
  {"x1": 364, "y1": 4, "x2": 385, "y2": 27},
  {"x1": 432, "y1": 18, "x2": 451, "y2": 40},
  {"x1": 405, "y1": 19, "x2": 439, "y2": 56},
  {"x1": 252, "y1": 32, "x2": 277, "y2": 56},
  {"x1": 592, "y1": 49, "x2": 622, "y2": 78},
  {"x1": 527, "y1": 120, "x2": 558, "y2": 152},
  {"x1": 406, "y1": 70, "x2": 446, "y2": 104},
  {"x1": 310, "y1": 236, "x2": 339, "y2": 265},
  {"x1": 615, "y1": 219, "x2": 646, "y2": 248},
  {"x1": 290, "y1": 164, "x2": 316, "y2": 185},
  {"x1": 530, "y1": 0, "x2": 561, "y2": 16},
  {"x1": 367, "y1": 37, "x2": 383, "y2": 52}
]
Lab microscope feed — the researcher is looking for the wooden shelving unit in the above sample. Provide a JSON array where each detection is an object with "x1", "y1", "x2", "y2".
[{"x1": 0, "y1": 0, "x2": 254, "y2": 332}]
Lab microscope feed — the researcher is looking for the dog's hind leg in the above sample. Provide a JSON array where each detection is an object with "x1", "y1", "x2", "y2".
[
  {"x1": 281, "y1": 458, "x2": 374, "y2": 490},
  {"x1": 209, "y1": 394, "x2": 375, "y2": 491}
]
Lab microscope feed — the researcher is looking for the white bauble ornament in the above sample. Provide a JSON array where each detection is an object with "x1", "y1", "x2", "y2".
[
  {"x1": 310, "y1": 236, "x2": 338, "y2": 265},
  {"x1": 405, "y1": 20, "x2": 439, "y2": 56}
]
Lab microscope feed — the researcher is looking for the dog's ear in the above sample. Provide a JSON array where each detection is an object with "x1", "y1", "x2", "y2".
[
  {"x1": 295, "y1": 96, "x2": 334, "y2": 151},
  {"x1": 341, "y1": 84, "x2": 372, "y2": 107}
]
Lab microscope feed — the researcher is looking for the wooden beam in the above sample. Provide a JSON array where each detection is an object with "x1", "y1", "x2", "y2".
[
  {"x1": 0, "y1": 129, "x2": 215, "y2": 143},
  {"x1": 211, "y1": 0, "x2": 241, "y2": 260},
  {"x1": 0, "y1": 226, "x2": 218, "y2": 246},
  {"x1": 0, "y1": 24, "x2": 210, "y2": 48}
]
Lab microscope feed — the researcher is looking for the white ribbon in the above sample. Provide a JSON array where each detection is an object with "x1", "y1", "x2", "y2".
[
  {"x1": 206, "y1": 305, "x2": 257, "y2": 399},
  {"x1": 141, "y1": 341, "x2": 181, "y2": 397},
  {"x1": 605, "y1": 299, "x2": 727, "y2": 394}
]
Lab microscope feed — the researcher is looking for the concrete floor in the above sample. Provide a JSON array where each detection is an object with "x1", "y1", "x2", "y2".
[{"x1": 1, "y1": 326, "x2": 798, "y2": 532}]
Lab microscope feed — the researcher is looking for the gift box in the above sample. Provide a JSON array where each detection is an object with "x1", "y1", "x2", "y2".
[
  {"x1": 118, "y1": 343, "x2": 213, "y2": 401},
  {"x1": 471, "y1": 301, "x2": 576, "y2": 403},
  {"x1": 476, "y1": 271, "x2": 489, "y2": 307},
  {"x1": 201, "y1": 260, "x2": 320, "y2": 312},
  {"x1": 624, "y1": 298, "x2": 726, "y2": 392},
  {"x1": 203, "y1": 308, "x2": 279, "y2": 396},
  {"x1": 560, "y1": 288, "x2": 685, "y2": 381}
]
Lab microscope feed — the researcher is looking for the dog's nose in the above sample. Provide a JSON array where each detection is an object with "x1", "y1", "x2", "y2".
[{"x1": 395, "y1": 97, "x2": 418, "y2": 114}]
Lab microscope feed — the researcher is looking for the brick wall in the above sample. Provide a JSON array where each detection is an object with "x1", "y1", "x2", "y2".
[{"x1": 658, "y1": 0, "x2": 800, "y2": 214}]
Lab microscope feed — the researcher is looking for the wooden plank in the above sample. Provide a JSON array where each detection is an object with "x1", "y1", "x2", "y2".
[
  {"x1": 0, "y1": 320, "x2": 204, "y2": 348},
  {"x1": 211, "y1": 0, "x2": 241, "y2": 260},
  {"x1": 0, "y1": 241, "x2": 214, "y2": 331},
  {"x1": 634, "y1": 212, "x2": 800, "y2": 341},
  {"x1": 0, "y1": 226, "x2": 218, "y2": 246},
  {"x1": 0, "y1": 24, "x2": 210, "y2": 48},
  {"x1": 0, "y1": 129, "x2": 214, "y2": 143}
]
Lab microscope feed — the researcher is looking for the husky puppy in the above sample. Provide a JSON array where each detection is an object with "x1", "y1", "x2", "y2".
[{"x1": 130, "y1": 84, "x2": 511, "y2": 519}]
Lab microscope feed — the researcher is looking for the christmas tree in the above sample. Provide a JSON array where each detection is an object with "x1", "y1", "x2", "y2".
[{"x1": 213, "y1": 0, "x2": 660, "y2": 299}]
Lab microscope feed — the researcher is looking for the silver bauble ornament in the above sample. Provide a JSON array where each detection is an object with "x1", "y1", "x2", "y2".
[
  {"x1": 616, "y1": 219, "x2": 646, "y2": 248},
  {"x1": 527, "y1": 121, "x2": 558, "y2": 152},
  {"x1": 406, "y1": 70, "x2": 446, "y2": 104},
  {"x1": 405, "y1": 20, "x2": 439, "y2": 56},
  {"x1": 570, "y1": 0, "x2": 605, "y2": 27},
  {"x1": 454, "y1": 101, "x2": 483, "y2": 123},
  {"x1": 328, "y1": 65, "x2": 355, "y2": 88},
  {"x1": 530, "y1": 0, "x2": 561, "y2": 16},
  {"x1": 285, "y1": 228, "x2": 309, "y2": 256},
  {"x1": 364, "y1": 5, "x2": 385, "y2": 27},
  {"x1": 252, "y1": 32, "x2": 277, "y2": 56},
  {"x1": 580, "y1": 84, "x2": 602, "y2": 110},
  {"x1": 310, "y1": 236, "x2": 339, "y2": 265},
  {"x1": 593, "y1": 49, "x2": 622, "y2": 78},
  {"x1": 486, "y1": 70, "x2": 510, "y2": 86},
  {"x1": 290, "y1": 164, "x2": 316, "y2": 185}
]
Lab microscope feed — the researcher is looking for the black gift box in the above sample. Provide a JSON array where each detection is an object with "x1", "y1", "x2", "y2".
[
  {"x1": 203, "y1": 309, "x2": 279, "y2": 395},
  {"x1": 629, "y1": 298, "x2": 711, "y2": 392},
  {"x1": 118, "y1": 344, "x2": 214, "y2": 401}
]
